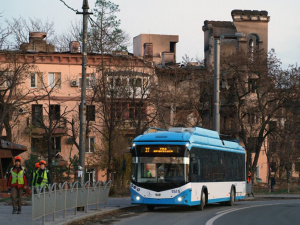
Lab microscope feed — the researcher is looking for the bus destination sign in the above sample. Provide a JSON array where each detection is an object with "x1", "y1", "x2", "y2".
[{"x1": 144, "y1": 147, "x2": 174, "y2": 153}]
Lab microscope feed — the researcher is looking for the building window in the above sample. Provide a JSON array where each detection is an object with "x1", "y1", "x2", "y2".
[
  {"x1": 136, "y1": 78, "x2": 142, "y2": 87},
  {"x1": 248, "y1": 78, "x2": 257, "y2": 93},
  {"x1": 49, "y1": 72, "x2": 61, "y2": 88},
  {"x1": 79, "y1": 105, "x2": 95, "y2": 121},
  {"x1": 0, "y1": 71, "x2": 12, "y2": 88},
  {"x1": 79, "y1": 73, "x2": 96, "y2": 89},
  {"x1": 86, "y1": 105, "x2": 95, "y2": 121},
  {"x1": 129, "y1": 78, "x2": 142, "y2": 87},
  {"x1": 247, "y1": 33, "x2": 260, "y2": 53},
  {"x1": 31, "y1": 137, "x2": 47, "y2": 153},
  {"x1": 51, "y1": 136, "x2": 61, "y2": 152},
  {"x1": 86, "y1": 137, "x2": 95, "y2": 153},
  {"x1": 256, "y1": 165, "x2": 260, "y2": 179},
  {"x1": 32, "y1": 104, "x2": 43, "y2": 126},
  {"x1": 86, "y1": 168, "x2": 96, "y2": 183},
  {"x1": 49, "y1": 105, "x2": 60, "y2": 120},
  {"x1": 128, "y1": 103, "x2": 145, "y2": 120},
  {"x1": 31, "y1": 73, "x2": 43, "y2": 88},
  {"x1": 170, "y1": 42, "x2": 176, "y2": 53},
  {"x1": 247, "y1": 113, "x2": 256, "y2": 124},
  {"x1": 115, "y1": 78, "x2": 122, "y2": 86}
]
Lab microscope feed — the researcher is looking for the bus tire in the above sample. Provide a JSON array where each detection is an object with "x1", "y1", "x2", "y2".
[
  {"x1": 227, "y1": 188, "x2": 235, "y2": 206},
  {"x1": 196, "y1": 192, "x2": 206, "y2": 211},
  {"x1": 147, "y1": 205, "x2": 155, "y2": 211}
]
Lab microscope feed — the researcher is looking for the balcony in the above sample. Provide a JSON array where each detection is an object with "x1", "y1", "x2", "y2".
[{"x1": 26, "y1": 117, "x2": 68, "y2": 136}]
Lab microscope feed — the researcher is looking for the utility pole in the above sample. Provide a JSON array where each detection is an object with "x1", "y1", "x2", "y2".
[
  {"x1": 213, "y1": 33, "x2": 244, "y2": 134},
  {"x1": 77, "y1": 0, "x2": 92, "y2": 184},
  {"x1": 213, "y1": 38, "x2": 220, "y2": 134}
]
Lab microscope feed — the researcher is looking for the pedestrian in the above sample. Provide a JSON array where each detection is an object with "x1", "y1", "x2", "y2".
[
  {"x1": 247, "y1": 172, "x2": 254, "y2": 197},
  {"x1": 7, "y1": 156, "x2": 28, "y2": 214},
  {"x1": 33, "y1": 160, "x2": 51, "y2": 190},
  {"x1": 29, "y1": 162, "x2": 40, "y2": 188},
  {"x1": 270, "y1": 176, "x2": 276, "y2": 193}
]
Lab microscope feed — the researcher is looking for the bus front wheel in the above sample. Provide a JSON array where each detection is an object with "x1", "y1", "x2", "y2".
[{"x1": 196, "y1": 192, "x2": 206, "y2": 211}]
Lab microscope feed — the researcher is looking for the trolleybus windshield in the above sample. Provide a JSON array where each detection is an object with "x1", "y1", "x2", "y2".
[{"x1": 131, "y1": 145, "x2": 189, "y2": 189}]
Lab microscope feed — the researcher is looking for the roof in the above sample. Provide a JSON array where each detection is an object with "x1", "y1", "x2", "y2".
[
  {"x1": 203, "y1": 20, "x2": 235, "y2": 29},
  {"x1": 0, "y1": 139, "x2": 27, "y2": 157},
  {"x1": 133, "y1": 127, "x2": 244, "y2": 153}
]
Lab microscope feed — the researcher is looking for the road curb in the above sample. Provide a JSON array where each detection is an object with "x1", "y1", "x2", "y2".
[
  {"x1": 62, "y1": 206, "x2": 142, "y2": 225},
  {"x1": 242, "y1": 195, "x2": 300, "y2": 201}
]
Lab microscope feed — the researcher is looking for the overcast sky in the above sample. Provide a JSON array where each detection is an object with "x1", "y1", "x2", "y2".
[{"x1": 2, "y1": 0, "x2": 300, "y2": 68}]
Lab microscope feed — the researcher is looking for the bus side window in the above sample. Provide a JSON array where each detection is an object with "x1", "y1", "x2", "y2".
[
  {"x1": 192, "y1": 160, "x2": 200, "y2": 175},
  {"x1": 191, "y1": 159, "x2": 200, "y2": 182}
]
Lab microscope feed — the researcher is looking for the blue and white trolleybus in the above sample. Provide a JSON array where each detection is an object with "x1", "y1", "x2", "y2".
[{"x1": 130, "y1": 127, "x2": 246, "y2": 210}]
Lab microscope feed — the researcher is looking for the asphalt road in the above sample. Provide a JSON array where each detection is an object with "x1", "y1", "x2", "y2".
[{"x1": 110, "y1": 200, "x2": 300, "y2": 225}]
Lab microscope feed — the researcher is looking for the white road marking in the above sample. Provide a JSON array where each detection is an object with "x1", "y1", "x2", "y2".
[{"x1": 206, "y1": 203, "x2": 284, "y2": 225}]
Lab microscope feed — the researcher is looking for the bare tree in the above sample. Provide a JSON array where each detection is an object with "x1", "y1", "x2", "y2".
[
  {"x1": 78, "y1": 56, "x2": 156, "y2": 181},
  {"x1": 0, "y1": 52, "x2": 50, "y2": 141},
  {"x1": 5, "y1": 17, "x2": 56, "y2": 48},
  {"x1": 221, "y1": 49, "x2": 296, "y2": 178},
  {"x1": 0, "y1": 13, "x2": 11, "y2": 49},
  {"x1": 155, "y1": 65, "x2": 212, "y2": 129},
  {"x1": 267, "y1": 65, "x2": 300, "y2": 192},
  {"x1": 55, "y1": 20, "x2": 82, "y2": 50},
  {"x1": 28, "y1": 76, "x2": 76, "y2": 173}
]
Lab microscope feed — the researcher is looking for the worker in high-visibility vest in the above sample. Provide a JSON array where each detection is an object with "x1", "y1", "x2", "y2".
[
  {"x1": 7, "y1": 156, "x2": 28, "y2": 214},
  {"x1": 29, "y1": 162, "x2": 40, "y2": 188},
  {"x1": 33, "y1": 160, "x2": 51, "y2": 189}
]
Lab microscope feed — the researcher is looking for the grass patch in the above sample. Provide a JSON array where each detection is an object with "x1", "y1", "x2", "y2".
[
  {"x1": 0, "y1": 197, "x2": 10, "y2": 203},
  {"x1": 252, "y1": 181, "x2": 300, "y2": 194}
]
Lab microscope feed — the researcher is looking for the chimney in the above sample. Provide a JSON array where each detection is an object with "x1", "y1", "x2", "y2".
[
  {"x1": 69, "y1": 41, "x2": 80, "y2": 53},
  {"x1": 20, "y1": 32, "x2": 55, "y2": 52},
  {"x1": 29, "y1": 32, "x2": 47, "y2": 41}
]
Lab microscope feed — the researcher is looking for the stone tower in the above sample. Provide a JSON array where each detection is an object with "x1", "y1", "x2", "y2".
[{"x1": 202, "y1": 10, "x2": 270, "y2": 68}]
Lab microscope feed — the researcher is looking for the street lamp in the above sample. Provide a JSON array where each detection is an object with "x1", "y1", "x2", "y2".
[{"x1": 213, "y1": 33, "x2": 244, "y2": 134}]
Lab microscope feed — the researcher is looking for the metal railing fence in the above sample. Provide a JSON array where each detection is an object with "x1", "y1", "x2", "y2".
[{"x1": 32, "y1": 181, "x2": 111, "y2": 225}]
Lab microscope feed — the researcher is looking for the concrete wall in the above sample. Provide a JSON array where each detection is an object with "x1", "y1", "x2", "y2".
[{"x1": 133, "y1": 34, "x2": 179, "y2": 64}]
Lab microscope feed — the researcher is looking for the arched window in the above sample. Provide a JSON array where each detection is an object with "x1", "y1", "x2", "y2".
[{"x1": 246, "y1": 33, "x2": 260, "y2": 52}]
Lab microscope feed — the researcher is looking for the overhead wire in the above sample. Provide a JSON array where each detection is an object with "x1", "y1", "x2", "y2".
[{"x1": 58, "y1": 0, "x2": 78, "y2": 13}]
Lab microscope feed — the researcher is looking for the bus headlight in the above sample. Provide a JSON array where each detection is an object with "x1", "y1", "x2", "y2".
[
  {"x1": 136, "y1": 196, "x2": 141, "y2": 201},
  {"x1": 177, "y1": 197, "x2": 183, "y2": 202}
]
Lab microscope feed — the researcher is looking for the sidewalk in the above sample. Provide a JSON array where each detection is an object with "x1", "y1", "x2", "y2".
[{"x1": 0, "y1": 197, "x2": 131, "y2": 225}]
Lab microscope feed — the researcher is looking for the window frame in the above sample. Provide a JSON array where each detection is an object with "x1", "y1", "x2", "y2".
[
  {"x1": 49, "y1": 104, "x2": 61, "y2": 120},
  {"x1": 30, "y1": 72, "x2": 43, "y2": 88},
  {"x1": 49, "y1": 72, "x2": 61, "y2": 88},
  {"x1": 86, "y1": 137, "x2": 95, "y2": 153}
]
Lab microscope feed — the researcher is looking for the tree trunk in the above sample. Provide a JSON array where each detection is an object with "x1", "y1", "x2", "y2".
[{"x1": 3, "y1": 119, "x2": 12, "y2": 141}]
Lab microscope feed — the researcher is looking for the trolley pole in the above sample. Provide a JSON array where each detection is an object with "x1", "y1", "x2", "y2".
[{"x1": 77, "y1": 0, "x2": 91, "y2": 184}]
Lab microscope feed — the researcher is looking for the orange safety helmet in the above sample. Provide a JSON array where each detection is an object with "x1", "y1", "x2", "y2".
[
  {"x1": 35, "y1": 162, "x2": 40, "y2": 169},
  {"x1": 39, "y1": 160, "x2": 47, "y2": 166},
  {"x1": 15, "y1": 156, "x2": 22, "y2": 162}
]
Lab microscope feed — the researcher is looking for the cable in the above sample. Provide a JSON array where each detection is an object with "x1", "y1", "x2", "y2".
[{"x1": 59, "y1": 0, "x2": 78, "y2": 13}]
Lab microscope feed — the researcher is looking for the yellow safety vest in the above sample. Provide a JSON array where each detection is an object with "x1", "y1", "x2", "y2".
[
  {"x1": 11, "y1": 167, "x2": 25, "y2": 185},
  {"x1": 31, "y1": 170, "x2": 38, "y2": 186},
  {"x1": 35, "y1": 169, "x2": 49, "y2": 188}
]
